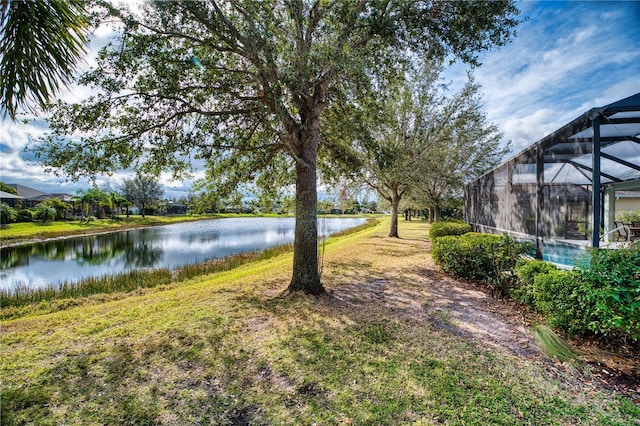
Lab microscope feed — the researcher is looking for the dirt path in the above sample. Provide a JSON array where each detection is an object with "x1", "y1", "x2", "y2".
[
  {"x1": 331, "y1": 242, "x2": 542, "y2": 359},
  {"x1": 325, "y1": 228, "x2": 640, "y2": 403}
]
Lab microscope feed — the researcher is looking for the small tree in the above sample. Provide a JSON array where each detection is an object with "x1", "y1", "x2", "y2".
[
  {"x1": 186, "y1": 191, "x2": 220, "y2": 215},
  {"x1": 34, "y1": 205, "x2": 57, "y2": 222},
  {"x1": 0, "y1": 182, "x2": 18, "y2": 195},
  {"x1": 279, "y1": 196, "x2": 296, "y2": 215},
  {"x1": 109, "y1": 192, "x2": 128, "y2": 218},
  {"x1": 38, "y1": 198, "x2": 70, "y2": 220},
  {"x1": 317, "y1": 200, "x2": 334, "y2": 215},
  {"x1": 227, "y1": 191, "x2": 244, "y2": 214},
  {"x1": 77, "y1": 187, "x2": 109, "y2": 218},
  {"x1": 120, "y1": 175, "x2": 164, "y2": 219}
]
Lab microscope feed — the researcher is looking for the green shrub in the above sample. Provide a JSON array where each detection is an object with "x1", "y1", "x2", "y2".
[
  {"x1": 533, "y1": 270, "x2": 592, "y2": 335},
  {"x1": 429, "y1": 221, "x2": 472, "y2": 240},
  {"x1": 431, "y1": 231, "x2": 639, "y2": 342},
  {"x1": 574, "y1": 246, "x2": 640, "y2": 341},
  {"x1": 34, "y1": 206, "x2": 57, "y2": 222},
  {"x1": 512, "y1": 259, "x2": 558, "y2": 306},
  {"x1": 432, "y1": 233, "x2": 530, "y2": 296},
  {"x1": 38, "y1": 198, "x2": 70, "y2": 220},
  {"x1": 490, "y1": 235, "x2": 533, "y2": 297},
  {"x1": 0, "y1": 202, "x2": 17, "y2": 224},
  {"x1": 432, "y1": 233, "x2": 496, "y2": 281},
  {"x1": 16, "y1": 209, "x2": 34, "y2": 222},
  {"x1": 614, "y1": 210, "x2": 640, "y2": 224},
  {"x1": 516, "y1": 247, "x2": 639, "y2": 342}
]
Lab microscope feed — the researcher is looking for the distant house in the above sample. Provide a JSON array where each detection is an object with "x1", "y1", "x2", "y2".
[
  {"x1": 616, "y1": 191, "x2": 640, "y2": 212},
  {"x1": 4, "y1": 184, "x2": 74, "y2": 208},
  {"x1": 167, "y1": 202, "x2": 187, "y2": 215},
  {"x1": 0, "y1": 190, "x2": 24, "y2": 208}
]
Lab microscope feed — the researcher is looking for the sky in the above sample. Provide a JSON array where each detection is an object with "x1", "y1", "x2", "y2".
[{"x1": 1, "y1": 0, "x2": 639, "y2": 200}]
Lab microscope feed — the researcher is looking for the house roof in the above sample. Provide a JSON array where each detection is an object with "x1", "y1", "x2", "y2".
[
  {"x1": 616, "y1": 191, "x2": 640, "y2": 198},
  {"x1": 6, "y1": 184, "x2": 50, "y2": 200},
  {"x1": 0, "y1": 190, "x2": 24, "y2": 199}
]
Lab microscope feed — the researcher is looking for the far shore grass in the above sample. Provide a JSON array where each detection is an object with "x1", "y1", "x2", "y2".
[
  {"x1": 0, "y1": 213, "x2": 371, "y2": 247},
  {"x1": 0, "y1": 213, "x2": 254, "y2": 247},
  {"x1": 1, "y1": 218, "x2": 638, "y2": 424}
]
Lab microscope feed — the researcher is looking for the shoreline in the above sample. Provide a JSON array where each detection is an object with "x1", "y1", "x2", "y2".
[
  {"x1": 0, "y1": 214, "x2": 237, "y2": 249},
  {"x1": 0, "y1": 224, "x2": 151, "y2": 249},
  {"x1": 0, "y1": 213, "x2": 371, "y2": 249}
]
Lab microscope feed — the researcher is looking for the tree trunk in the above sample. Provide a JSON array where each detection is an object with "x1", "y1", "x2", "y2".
[
  {"x1": 286, "y1": 118, "x2": 324, "y2": 295},
  {"x1": 433, "y1": 204, "x2": 440, "y2": 222},
  {"x1": 389, "y1": 195, "x2": 401, "y2": 238}
]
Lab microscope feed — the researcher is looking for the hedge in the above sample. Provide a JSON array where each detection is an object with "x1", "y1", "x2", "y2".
[
  {"x1": 514, "y1": 247, "x2": 640, "y2": 341},
  {"x1": 574, "y1": 246, "x2": 640, "y2": 340},
  {"x1": 434, "y1": 234, "x2": 639, "y2": 342},
  {"x1": 428, "y1": 221, "x2": 472, "y2": 240},
  {"x1": 512, "y1": 259, "x2": 558, "y2": 306},
  {"x1": 532, "y1": 269, "x2": 592, "y2": 335},
  {"x1": 431, "y1": 232, "x2": 530, "y2": 297}
]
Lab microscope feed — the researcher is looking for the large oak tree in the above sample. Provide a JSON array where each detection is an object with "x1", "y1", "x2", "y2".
[{"x1": 34, "y1": 0, "x2": 519, "y2": 295}]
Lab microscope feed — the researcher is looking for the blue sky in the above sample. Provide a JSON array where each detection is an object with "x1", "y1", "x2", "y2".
[{"x1": 1, "y1": 0, "x2": 639, "y2": 199}]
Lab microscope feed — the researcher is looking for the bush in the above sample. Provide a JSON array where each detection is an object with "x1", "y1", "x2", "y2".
[
  {"x1": 429, "y1": 221, "x2": 472, "y2": 240},
  {"x1": 432, "y1": 233, "x2": 530, "y2": 296},
  {"x1": 432, "y1": 233, "x2": 496, "y2": 281},
  {"x1": 615, "y1": 210, "x2": 640, "y2": 224},
  {"x1": 432, "y1": 231, "x2": 639, "y2": 342},
  {"x1": 16, "y1": 209, "x2": 34, "y2": 223},
  {"x1": 38, "y1": 198, "x2": 69, "y2": 220},
  {"x1": 34, "y1": 206, "x2": 57, "y2": 222},
  {"x1": 533, "y1": 269, "x2": 592, "y2": 335},
  {"x1": 575, "y1": 247, "x2": 640, "y2": 341},
  {"x1": 0, "y1": 202, "x2": 17, "y2": 224},
  {"x1": 512, "y1": 259, "x2": 558, "y2": 306},
  {"x1": 516, "y1": 246, "x2": 639, "y2": 342}
]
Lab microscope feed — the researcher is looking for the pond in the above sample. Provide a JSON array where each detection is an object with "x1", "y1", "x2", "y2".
[{"x1": 0, "y1": 217, "x2": 367, "y2": 290}]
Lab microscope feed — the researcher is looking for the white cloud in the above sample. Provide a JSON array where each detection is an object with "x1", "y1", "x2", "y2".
[
  {"x1": 0, "y1": 120, "x2": 45, "y2": 179},
  {"x1": 502, "y1": 108, "x2": 559, "y2": 153},
  {"x1": 463, "y1": 1, "x2": 640, "y2": 157}
]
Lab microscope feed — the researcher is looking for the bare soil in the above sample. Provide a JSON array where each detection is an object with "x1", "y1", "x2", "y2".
[{"x1": 327, "y1": 237, "x2": 640, "y2": 404}]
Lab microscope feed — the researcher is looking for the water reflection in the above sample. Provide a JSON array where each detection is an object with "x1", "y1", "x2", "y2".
[{"x1": 0, "y1": 217, "x2": 366, "y2": 290}]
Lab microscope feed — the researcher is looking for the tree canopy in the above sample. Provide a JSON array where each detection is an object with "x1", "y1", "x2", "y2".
[
  {"x1": 33, "y1": 0, "x2": 519, "y2": 294},
  {"x1": 0, "y1": 182, "x2": 19, "y2": 195},
  {"x1": 323, "y1": 61, "x2": 507, "y2": 237},
  {"x1": 119, "y1": 175, "x2": 164, "y2": 219}
]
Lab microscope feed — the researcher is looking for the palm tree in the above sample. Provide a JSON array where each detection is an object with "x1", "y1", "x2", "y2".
[{"x1": 0, "y1": 0, "x2": 89, "y2": 119}]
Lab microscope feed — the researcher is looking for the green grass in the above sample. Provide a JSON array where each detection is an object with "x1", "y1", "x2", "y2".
[
  {"x1": 1, "y1": 218, "x2": 637, "y2": 425},
  {"x1": 0, "y1": 214, "x2": 223, "y2": 245}
]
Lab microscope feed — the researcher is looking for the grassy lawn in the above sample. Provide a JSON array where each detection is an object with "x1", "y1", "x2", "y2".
[{"x1": 1, "y1": 218, "x2": 637, "y2": 425}]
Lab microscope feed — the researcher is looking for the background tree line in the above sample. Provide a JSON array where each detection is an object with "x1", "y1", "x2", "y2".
[{"x1": 0, "y1": 175, "x2": 164, "y2": 223}]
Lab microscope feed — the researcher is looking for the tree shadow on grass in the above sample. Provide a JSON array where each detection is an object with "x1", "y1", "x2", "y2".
[{"x1": 3, "y1": 328, "x2": 270, "y2": 425}]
